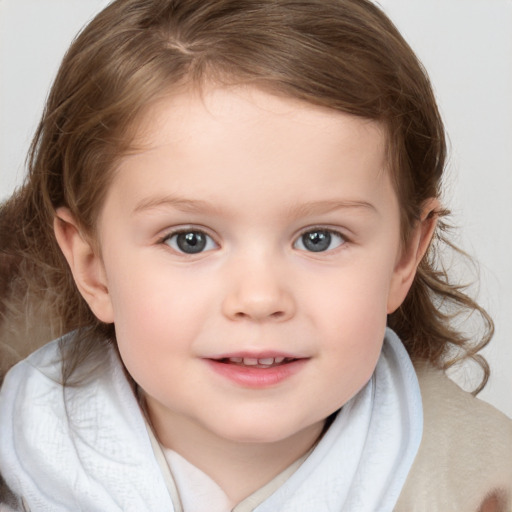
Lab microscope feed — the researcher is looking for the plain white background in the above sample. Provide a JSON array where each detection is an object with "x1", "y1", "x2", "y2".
[{"x1": 1, "y1": 0, "x2": 511, "y2": 418}]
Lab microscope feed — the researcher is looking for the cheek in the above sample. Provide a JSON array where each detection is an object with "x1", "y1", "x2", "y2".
[
  {"x1": 305, "y1": 260, "x2": 394, "y2": 385},
  {"x1": 310, "y1": 262, "x2": 393, "y2": 331},
  {"x1": 106, "y1": 263, "x2": 218, "y2": 362}
]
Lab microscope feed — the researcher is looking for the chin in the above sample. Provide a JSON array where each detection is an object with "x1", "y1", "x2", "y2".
[
  {"x1": 212, "y1": 416, "x2": 322, "y2": 446},
  {"x1": 216, "y1": 425, "x2": 288, "y2": 444}
]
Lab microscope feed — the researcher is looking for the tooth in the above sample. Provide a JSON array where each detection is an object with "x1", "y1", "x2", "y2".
[
  {"x1": 229, "y1": 357, "x2": 243, "y2": 364},
  {"x1": 274, "y1": 357, "x2": 285, "y2": 364},
  {"x1": 258, "y1": 358, "x2": 275, "y2": 365},
  {"x1": 242, "y1": 358, "x2": 259, "y2": 366}
]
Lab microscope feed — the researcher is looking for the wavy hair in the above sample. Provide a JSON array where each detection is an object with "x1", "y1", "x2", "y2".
[{"x1": 0, "y1": 0, "x2": 492, "y2": 390}]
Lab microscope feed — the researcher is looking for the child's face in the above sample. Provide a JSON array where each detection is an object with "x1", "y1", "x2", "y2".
[{"x1": 84, "y1": 86, "x2": 418, "y2": 446}]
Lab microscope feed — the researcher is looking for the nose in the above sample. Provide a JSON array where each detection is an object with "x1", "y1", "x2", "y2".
[{"x1": 221, "y1": 256, "x2": 296, "y2": 322}]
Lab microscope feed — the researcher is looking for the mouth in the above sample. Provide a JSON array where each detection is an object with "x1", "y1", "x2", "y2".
[
  {"x1": 214, "y1": 356, "x2": 297, "y2": 369},
  {"x1": 205, "y1": 353, "x2": 308, "y2": 388}
]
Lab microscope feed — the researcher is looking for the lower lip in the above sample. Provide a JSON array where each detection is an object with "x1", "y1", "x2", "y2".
[{"x1": 205, "y1": 359, "x2": 307, "y2": 388}]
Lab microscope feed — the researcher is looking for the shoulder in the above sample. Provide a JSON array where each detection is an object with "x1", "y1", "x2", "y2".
[
  {"x1": 0, "y1": 335, "x2": 172, "y2": 510},
  {"x1": 0, "y1": 335, "x2": 117, "y2": 507},
  {"x1": 0, "y1": 338, "x2": 64, "y2": 510},
  {"x1": 0, "y1": 337, "x2": 64, "y2": 428},
  {"x1": 396, "y1": 362, "x2": 512, "y2": 512},
  {"x1": 0, "y1": 334, "x2": 121, "y2": 458},
  {"x1": 0, "y1": 335, "x2": 82, "y2": 431}
]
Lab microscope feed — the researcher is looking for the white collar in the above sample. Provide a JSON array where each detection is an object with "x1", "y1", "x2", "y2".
[
  {"x1": 0, "y1": 328, "x2": 422, "y2": 511},
  {"x1": 250, "y1": 328, "x2": 423, "y2": 512}
]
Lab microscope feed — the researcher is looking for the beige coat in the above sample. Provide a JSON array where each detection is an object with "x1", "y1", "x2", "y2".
[
  {"x1": 2, "y1": 298, "x2": 511, "y2": 510},
  {"x1": 396, "y1": 363, "x2": 512, "y2": 512}
]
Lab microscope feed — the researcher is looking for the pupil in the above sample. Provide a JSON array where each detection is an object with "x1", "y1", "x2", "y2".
[
  {"x1": 177, "y1": 232, "x2": 206, "y2": 254},
  {"x1": 303, "y1": 230, "x2": 331, "y2": 252}
]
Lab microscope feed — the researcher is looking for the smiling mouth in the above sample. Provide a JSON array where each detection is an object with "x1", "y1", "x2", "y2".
[
  {"x1": 206, "y1": 355, "x2": 307, "y2": 387},
  {"x1": 215, "y1": 356, "x2": 297, "y2": 368}
]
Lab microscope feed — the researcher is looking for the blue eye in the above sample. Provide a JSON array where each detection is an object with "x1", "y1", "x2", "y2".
[
  {"x1": 294, "y1": 229, "x2": 345, "y2": 253},
  {"x1": 164, "y1": 230, "x2": 217, "y2": 254}
]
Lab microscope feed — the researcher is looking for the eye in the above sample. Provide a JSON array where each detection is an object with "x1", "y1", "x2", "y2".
[
  {"x1": 294, "y1": 228, "x2": 346, "y2": 253},
  {"x1": 163, "y1": 230, "x2": 217, "y2": 254}
]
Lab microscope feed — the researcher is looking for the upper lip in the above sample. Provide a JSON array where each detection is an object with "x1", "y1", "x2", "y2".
[{"x1": 206, "y1": 351, "x2": 306, "y2": 360}]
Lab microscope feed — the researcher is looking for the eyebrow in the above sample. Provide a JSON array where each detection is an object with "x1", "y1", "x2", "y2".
[
  {"x1": 132, "y1": 195, "x2": 377, "y2": 218},
  {"x1": 132, "y1": 195, "x2": 223, "y2": 215},
  {"x1": 286, "y1": 199, "x2": 378, "y2": 218}
]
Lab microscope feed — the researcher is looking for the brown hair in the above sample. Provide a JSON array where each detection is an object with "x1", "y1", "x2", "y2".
[{"x1": 0, "y1": 0, "x2": 492, "y2": 389}]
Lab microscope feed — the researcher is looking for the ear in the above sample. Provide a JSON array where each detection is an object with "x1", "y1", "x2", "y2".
[
  {"x1": 387, "y1": 198, "x2": 440, "y2": 314},
  {"x1": 54, "y1": 207, "x2": 114, "y2": 323}
]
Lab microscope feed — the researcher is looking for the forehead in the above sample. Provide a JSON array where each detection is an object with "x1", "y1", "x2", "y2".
[
  {"x1": 103, "y1": 85, "x2": 394, "y2": 222},
  {"x1": 129, "y1": 84, "x2": 387, "y2": 157}
]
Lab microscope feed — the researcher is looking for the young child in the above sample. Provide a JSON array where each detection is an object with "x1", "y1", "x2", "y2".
[{"x1": 1, "y1": 0, "x2": 511, "y2": 510}]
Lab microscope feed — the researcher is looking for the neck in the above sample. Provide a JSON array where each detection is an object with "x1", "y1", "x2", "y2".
[{"x1": 145, "y1": 399, "x2": 325, "y2": 504}]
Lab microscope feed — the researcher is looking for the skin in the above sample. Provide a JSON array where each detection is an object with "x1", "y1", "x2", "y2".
[
  {"x1": 55, "y1": 86, "x2": 437, "y2": 504},
  {"x1": 479, "y1": 494, "x2": 503, "y2": 512}
]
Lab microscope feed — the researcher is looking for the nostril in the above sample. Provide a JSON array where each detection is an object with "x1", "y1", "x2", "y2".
[{"x1": 233, "y1": 310, "x2": 285, "y2": 320}]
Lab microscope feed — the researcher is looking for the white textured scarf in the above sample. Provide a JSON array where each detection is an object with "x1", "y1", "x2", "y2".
[{"x1": 0, "y1": 329, "x2": 422, "y2": 511}]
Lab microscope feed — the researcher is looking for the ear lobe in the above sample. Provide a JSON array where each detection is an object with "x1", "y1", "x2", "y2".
[
  {"x1": 387, "y1": 198, "x2": 440, "y2": 314},
  {"x1": 54, "y1": 207, "x2": 114, "y2": 323}
]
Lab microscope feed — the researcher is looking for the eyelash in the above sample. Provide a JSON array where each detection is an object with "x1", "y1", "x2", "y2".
[
  {"x1": 293, "y1": 228, "x2": 347, "y2": 253},
  {"x1": 160, "y1": 228, "x2": 218, "y2": 255},
  {"x1": 159, "y1": 226, "x2": 348, "y2": 256}
]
